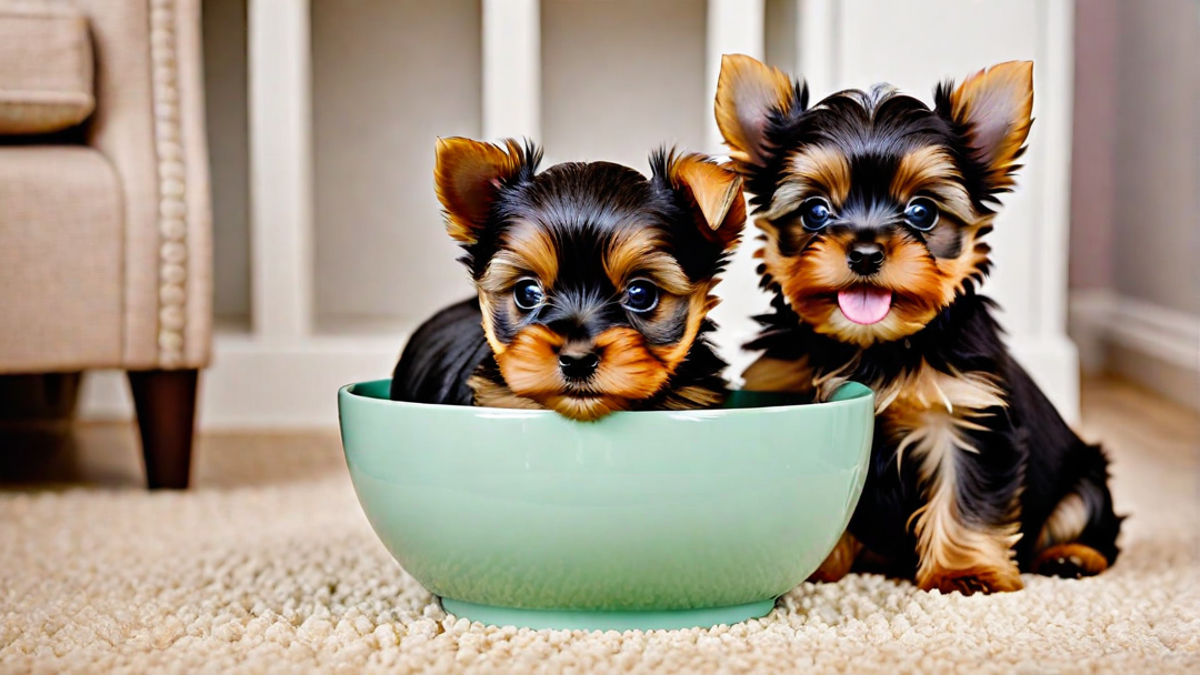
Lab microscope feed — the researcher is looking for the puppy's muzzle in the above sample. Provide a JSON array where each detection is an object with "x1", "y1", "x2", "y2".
[
  {"x1": 847, "y1": 241, "x2": 885, "y2": 276},
  {"x1": 558, "y1": 347, "x2": 599, "y2": 381}
]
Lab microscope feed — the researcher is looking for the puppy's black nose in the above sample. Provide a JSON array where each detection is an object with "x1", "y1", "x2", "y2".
[
  {"x1": 847, "y1": 242, "x2": 885, "y2": 276},
  {"x1": 559, "y1": 352, "x2": 599, "y2": 380}
]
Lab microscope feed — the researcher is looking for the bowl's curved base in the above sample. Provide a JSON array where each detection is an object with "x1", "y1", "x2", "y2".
[{"x1": 440, "y1": 598, "x2": 777, "y2": 631}]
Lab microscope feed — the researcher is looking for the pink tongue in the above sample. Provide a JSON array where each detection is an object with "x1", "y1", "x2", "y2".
[{"x1": 838, "y1": 288, "x2": 893, "y2": 325}]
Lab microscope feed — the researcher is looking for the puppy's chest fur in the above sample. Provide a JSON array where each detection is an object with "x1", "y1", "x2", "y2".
[
  {"x1": 873, "y1": 363, "x2": 1006, "y2": 457},
  {"x1": 804, "y1": 352, "x2": 1009, "y2": 479},
  {"x1": 744, "y1": 294, "x2": 1024, "y2": 568}
]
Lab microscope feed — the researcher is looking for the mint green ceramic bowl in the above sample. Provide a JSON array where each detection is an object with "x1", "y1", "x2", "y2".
[{"x1": 338, "y1": 379, "x2": 873, "y2": 631}]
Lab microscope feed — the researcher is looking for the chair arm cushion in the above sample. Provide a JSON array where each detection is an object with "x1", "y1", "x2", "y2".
[{"x1": 0, "y1": 1, "x2": 95, "y2": 134}]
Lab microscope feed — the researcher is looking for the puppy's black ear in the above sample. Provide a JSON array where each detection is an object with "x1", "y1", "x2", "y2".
[
  {"x1": 714, "y1": 54, "x2": 805, "y2": 171},
  {"x1": 935, "y1": 61, "x2": 1034, "y2": 194},
  {"x1": 657, "y1": 151, "x2": 746, "y2": 251},
  {"x1": 434, "y1": 137, "x2": 540, "y2": 244}
]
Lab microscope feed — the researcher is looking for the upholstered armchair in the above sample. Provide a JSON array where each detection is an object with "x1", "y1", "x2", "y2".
[{"x1": 0, "y1": 0, "x2": 211, "y2": 488}]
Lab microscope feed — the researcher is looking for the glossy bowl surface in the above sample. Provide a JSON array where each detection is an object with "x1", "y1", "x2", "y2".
[{"x1": 339, "y1": 379, "x2": 874, "y2": 630}]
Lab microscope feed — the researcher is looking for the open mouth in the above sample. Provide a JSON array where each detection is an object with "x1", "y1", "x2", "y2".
[{"x1": 837, "y1": 286, "x2": 893, "y2": 325}]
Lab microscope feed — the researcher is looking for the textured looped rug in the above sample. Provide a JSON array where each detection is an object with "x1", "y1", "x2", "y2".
[{"x1": 2, "y1": 382, "x2": 1198, "y2": 674}]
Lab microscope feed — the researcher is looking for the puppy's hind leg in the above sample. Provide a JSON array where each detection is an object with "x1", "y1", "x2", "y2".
[{"x1": 1032, "y1": 444, "x2": 1123, "y2": 578}]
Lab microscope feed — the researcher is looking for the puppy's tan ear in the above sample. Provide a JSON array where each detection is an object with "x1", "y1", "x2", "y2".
[
  {"x1": 665, "y1": 152, "x2": 746, "y2": 250},
  {"x1": 435, "y1": 137, "x2": 538, "y2": 244},
  {"x1": 715, "y1": 54, "x2": 803, "y2": 170},
  {"x1": 937, "y1": 61, "x2": 1034, "y2": 192}
]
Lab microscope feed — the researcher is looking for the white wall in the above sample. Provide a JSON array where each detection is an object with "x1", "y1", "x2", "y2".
[
  {"x1": 1112, "y1": 0, "x2": 1200, "y2": 317},
  {"x1": 203, "y1": 0, "x2": 250, "y2": 324},
  {"x1": 1068, "y1": 0, "x2": 1116, "y2": 294},
  {"x1": 542, "y1": 0, "x2": 707, "y2": 169},
  {"x1": 1068, "y1": 0, "x2": 1200, "y2": 409},
  {"x1": 311, "y1": 0, "x2": 482, "y2": 331}
]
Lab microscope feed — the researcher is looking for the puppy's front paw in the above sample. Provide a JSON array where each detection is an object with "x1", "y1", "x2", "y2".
[
  {"x1": 918, "y1": 565, "x2": 1024, "y2": 595},
  {"x1": 807, "y1": 562, "x2": 850, "y2": 584},
  {"x1": 807, "y1": 531, "x2": 862, "y2": 583}
]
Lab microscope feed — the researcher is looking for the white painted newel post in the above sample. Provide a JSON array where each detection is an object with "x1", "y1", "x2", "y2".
[
  {"x1": 701, "y1": 0, "x2": 773, "y2": 381},
  {"x1": 248, "y1": 0, "x2": 314, "y2": 343},
  {"x1": 704, "y1": 0, "x2": 766, "y2": 155},
  {"x1": 482, "y1": 0, "x2": 541, "y2": 142},
  {"x1": 1028, "y1": 0, "x2": 1080, "y2": 422},
  {"x1": 797, "y1": 0, "x2": 837, "y2": 98}
]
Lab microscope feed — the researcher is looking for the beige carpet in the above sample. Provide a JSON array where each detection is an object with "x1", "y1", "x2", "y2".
[{"x1": 2, "y1": 380, "x2": 1198, "y2": 674}]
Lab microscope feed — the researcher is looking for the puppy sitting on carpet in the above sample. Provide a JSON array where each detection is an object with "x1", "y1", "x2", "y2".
[
  {"x1": 392, "y1": 137, "x2": 746, "y2": 421},
  {"x1": 715, "y1": 55, "x2": 1122, "y2": 594}
]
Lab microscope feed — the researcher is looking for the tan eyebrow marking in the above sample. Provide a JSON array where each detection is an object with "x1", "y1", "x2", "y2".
[
  {"x1": 764, "y1": 145, "x2": 852, "y2": 220},
  {"x1": 604, "y1": 226, "x2": 691, "y2": 296},
  {"x1": 891, "y1": 146, "x2": 960, "y2": 200},
  {"x1": 477, "y1": 220, "x2": 559, "y2": 293},
  {"x1": 891, "y1": 146, "x2": 976, "y2": 224}
]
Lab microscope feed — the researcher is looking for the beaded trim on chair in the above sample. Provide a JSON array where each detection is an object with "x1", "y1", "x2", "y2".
[{"x1": 149, "y1": 0, "x2": 187, "y2": 367}]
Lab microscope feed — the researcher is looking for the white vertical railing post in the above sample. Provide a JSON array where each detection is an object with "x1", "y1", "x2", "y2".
[
  {"x1": 703, "y1": 0, "x2": 766, "y2": 382},
  {"x1": 248, "y1": 0, "x2": 314, "y2": 341},
  {"x1": 1033, "y1": 0, "x2": 1080, "y2": 422},
  {"x1": 482, "y1": 0, "x2": 541, "y2": 142},
  {"x1": 705, "y1": 0, "x2": 766, "y2": 155},
  {"x1": 798, "y1": 0, "x2": 838, "y2": 97},
  {"x1": 1039, "y1": 0, "x2": 1076, "y2": 341}
]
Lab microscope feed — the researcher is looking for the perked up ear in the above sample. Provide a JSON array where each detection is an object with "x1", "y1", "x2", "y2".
[
  {"x1": 714, "y1": 54, "x2": 806, "y2": 171},
  {"x1": 936, "y1": 61, "x2": 1034, "y2": 192},
  {"x1": 434, "y1": 137, "x2": 540, "y2": 245},
  {"x1": 661, "y1": 151, "x2": 746, "y2": 250}
]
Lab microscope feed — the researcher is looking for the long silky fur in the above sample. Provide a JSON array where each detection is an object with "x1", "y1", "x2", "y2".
[
  {"x1": 393, "y1": 142, "x2": 740, "y2": 419},
  {"x1": 749, "y1": 284, "x2": 1124, "y2": 577},
  {"x1": 724, "y1": 61, "x2": 1122, "y2": 586}
]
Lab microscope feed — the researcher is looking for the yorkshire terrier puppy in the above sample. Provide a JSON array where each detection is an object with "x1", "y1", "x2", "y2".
[
  {"x1": 391, "y1": 137, "x2": 746, "y2": 421},
  {"x1": 715, "y1": 55, "x2": 1122, "y2": 593}
]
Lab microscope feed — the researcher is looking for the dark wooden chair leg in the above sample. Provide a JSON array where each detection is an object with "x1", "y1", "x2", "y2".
[{"x1": 127, "y1": 369, "x2": 198, "y2": 489}]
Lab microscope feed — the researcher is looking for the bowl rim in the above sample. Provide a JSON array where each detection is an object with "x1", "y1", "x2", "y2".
[{"x1": 339, "y1": 379, "x2": 874, "y2": 420}]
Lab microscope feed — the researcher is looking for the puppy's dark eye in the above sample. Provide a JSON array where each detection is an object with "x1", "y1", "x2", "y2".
[
  {"x1": 904, "y1": 197, "x2": 939, "y2": 232},
  {"x1": 513, "y1": 279, "x2": 544, "y2": 311},
  {"x1": 622, "y1": 279, "x2": 659, "y2": 313},
  {"x1": 800, "y1": 198, "x2": 833, "y2": 231}
]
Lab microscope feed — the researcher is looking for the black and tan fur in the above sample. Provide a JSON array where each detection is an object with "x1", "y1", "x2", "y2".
[
  {"x1": 391, "y1": 137, "x2": 746, "y2": 421},
  {"x1": 715, "y1": 55, "x2": 1122, "y2": 593}
]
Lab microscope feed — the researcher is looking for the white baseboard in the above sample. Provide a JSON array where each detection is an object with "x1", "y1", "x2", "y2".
[
  {"x1": 80, "y1": 332, "x2": 404, "y2": 430},
  {"x1": 1069, "y1": 290, "x2": 1200, "y2": 409},
  {"x1": 1067, "y1": 290, "x2": 1116, "y2": 376}
]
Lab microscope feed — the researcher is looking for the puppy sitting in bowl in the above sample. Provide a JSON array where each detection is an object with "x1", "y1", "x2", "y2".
[{"x1": 391, "y1": 138, "x2": 746, "y2": 421}]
